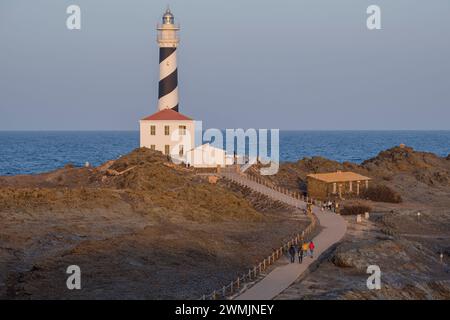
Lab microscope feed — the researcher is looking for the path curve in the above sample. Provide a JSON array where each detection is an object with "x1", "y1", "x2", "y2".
[
  {"x1": 221, "y1": 171, "x2": 347, "y2": 300},
  {"x1": 236, "y1": 204, "x2": 346, "y2": 300}
]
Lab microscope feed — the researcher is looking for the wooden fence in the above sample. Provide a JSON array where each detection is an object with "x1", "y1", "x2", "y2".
[{"x1": 199, "y1": 170, "x2": 319, "y2": 300}]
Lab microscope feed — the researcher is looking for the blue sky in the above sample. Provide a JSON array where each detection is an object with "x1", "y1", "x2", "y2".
[{"x1": 1, "y1": 0, "x2": 449, "y2": 130}]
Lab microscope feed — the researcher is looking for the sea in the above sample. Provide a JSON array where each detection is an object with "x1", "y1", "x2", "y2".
[{"x1": 0, "y1": 131, "x2": 449, "y2": 176}]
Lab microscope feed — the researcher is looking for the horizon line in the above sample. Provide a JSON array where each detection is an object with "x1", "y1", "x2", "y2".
[{"x1": 1, "y1": 129, "x2": 450, "y2": 132}]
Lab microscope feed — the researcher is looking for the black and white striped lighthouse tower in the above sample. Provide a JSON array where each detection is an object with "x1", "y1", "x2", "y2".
[{"x1": 157, "y1": 8, "x2": 180, "y2": 112}]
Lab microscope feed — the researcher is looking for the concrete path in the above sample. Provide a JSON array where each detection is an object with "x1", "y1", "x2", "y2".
[
  {"x1": 236, "y1": 206, "x2": 346, "y2": 300},
  {"x1": 221, "y1": 171, "x2": 307, "y2": 210},
  {"x1": 221, "y1": 171, "x2": 347, "y2": 300}
]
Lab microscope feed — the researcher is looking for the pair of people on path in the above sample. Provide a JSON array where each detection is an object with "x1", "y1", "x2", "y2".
[
  {"x1": 323, "y1": 200, "x2": 335, "y2": 212},
  {"x1": 322, "y1": 200, "x2": 339, "y2": 213},
  {"x1": 289, "y1": 241, "x2": 315, "y2": 264},
  {"x1": 300, "y1": 241, "x2": 315, "y2": 262}
]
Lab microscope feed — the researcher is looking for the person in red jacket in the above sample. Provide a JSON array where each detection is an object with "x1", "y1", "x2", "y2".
[{"x1": 309, "y1": 241, "x2": 315, "y2": 258}]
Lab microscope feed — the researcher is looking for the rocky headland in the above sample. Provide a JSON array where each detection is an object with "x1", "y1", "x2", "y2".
[{"x1": 1, "y1": 146, "x2": 449, "y2": 299}]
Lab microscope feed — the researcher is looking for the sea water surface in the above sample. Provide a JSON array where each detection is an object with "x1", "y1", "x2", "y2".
[{"x1": 0, "y1": 131, "x2": 449, "y2": 176}]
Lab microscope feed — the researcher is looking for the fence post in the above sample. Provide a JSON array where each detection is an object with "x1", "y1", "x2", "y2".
[
  {"x1": 212, "y1": 290, "x2": 217, "y2": 300},
  {"x1": 237, "y1": 277, "x2": 240, "y2": 289},
  {"x1": 223, "y1": 286, "x2": 226, "y2": 297}
]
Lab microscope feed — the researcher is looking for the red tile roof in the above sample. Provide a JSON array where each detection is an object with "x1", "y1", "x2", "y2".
[{"x1": 141, "y1": 108, "x2": 193, "y2": 121}]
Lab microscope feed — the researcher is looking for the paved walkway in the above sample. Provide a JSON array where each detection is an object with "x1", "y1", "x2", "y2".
[
  {"x1": 221, "y1": 171, "x2": 307, "y2": 209},
  {"x1": 221, "y1": 171, "x2": 347, "y2": 300}
]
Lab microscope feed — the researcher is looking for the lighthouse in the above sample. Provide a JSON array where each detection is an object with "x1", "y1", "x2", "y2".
[
  {"x1": 157, "y1": 8, "x2": 180, "y2": 112},
  {"x1": 140, "y1": 8, "x2": 194, "y2": 158},
  {"x1": 139, "y1": 8, "x2": 231, "y2": 168}
]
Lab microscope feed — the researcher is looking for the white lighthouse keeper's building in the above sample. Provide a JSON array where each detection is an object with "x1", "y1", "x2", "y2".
[
  {"x1": 185, "y1": 143, "x2": 234, "y2": 168},
  {"x1": 140, "y1": 108, "x2": 195, "y2": 158}
]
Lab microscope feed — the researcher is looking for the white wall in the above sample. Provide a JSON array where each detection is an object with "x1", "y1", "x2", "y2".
[
  {"x1": 184, "y1": 144, "x2": 236, "y2": 168},
  {"x1": 140, "y1": 120, "x2": 195, "y2": 157},
  {"x1": 185, "y1": 145, "x2": 225, "y2": 168}
]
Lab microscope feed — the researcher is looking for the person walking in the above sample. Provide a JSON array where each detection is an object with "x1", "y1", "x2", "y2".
[
  {"x1": 289, "y1": 245, "x2": 296, "y2": 263},
  {"x1": 302, "y1": 241, "x2": 309, "y2": 258},
  {"x1": 293, "y1": 243, "x2": 299, "y2": 258},
  {"x1": 309, "y1": 241, "x2": 315, "y2": 258},
  {"x1": 298, "y1": 245, "x2": 304, "y2": 263}
]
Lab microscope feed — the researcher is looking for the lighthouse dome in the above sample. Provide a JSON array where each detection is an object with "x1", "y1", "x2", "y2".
[{"x1": 162, "y1": 9, "x2": 174, "y2": 24}]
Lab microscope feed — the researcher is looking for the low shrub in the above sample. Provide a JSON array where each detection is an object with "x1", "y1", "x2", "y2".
[
  {"x1": 363, "y1": 185, "x2": 402, "y2": 203},
  {"x1": 341, "y1": 204, "x2": 372, "y2": 216}
]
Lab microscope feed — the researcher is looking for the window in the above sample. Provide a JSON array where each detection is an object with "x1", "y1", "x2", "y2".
[
  {"x1": 164, "y1": 145, "x2": 170, "y2": 155},
  {"x1": 179, "y1": 125, "x2": 186, "y2": 136},
  {"x1": 150, "y1": 145, "x2": 156, "y2": 150},
  {"x1": 164, "y1": 125, "x2": 170, "y2": 135},
  {"x1": 179, "y1": 145, "x2": 184, "y2": 156},
  {"x1": 150, "y1": 125, "x2": 156, "y2": 135}
]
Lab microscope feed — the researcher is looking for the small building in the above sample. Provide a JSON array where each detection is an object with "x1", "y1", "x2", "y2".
[
  {"x1": 185, "y1": 143, "x2": 234, "y2": 168},
  {"x1": 139, "y1": 108, "x2": 195, "y2": 158},
  {"x1": 307, "y1": 171, "x2": 371, "y2": 200}
]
